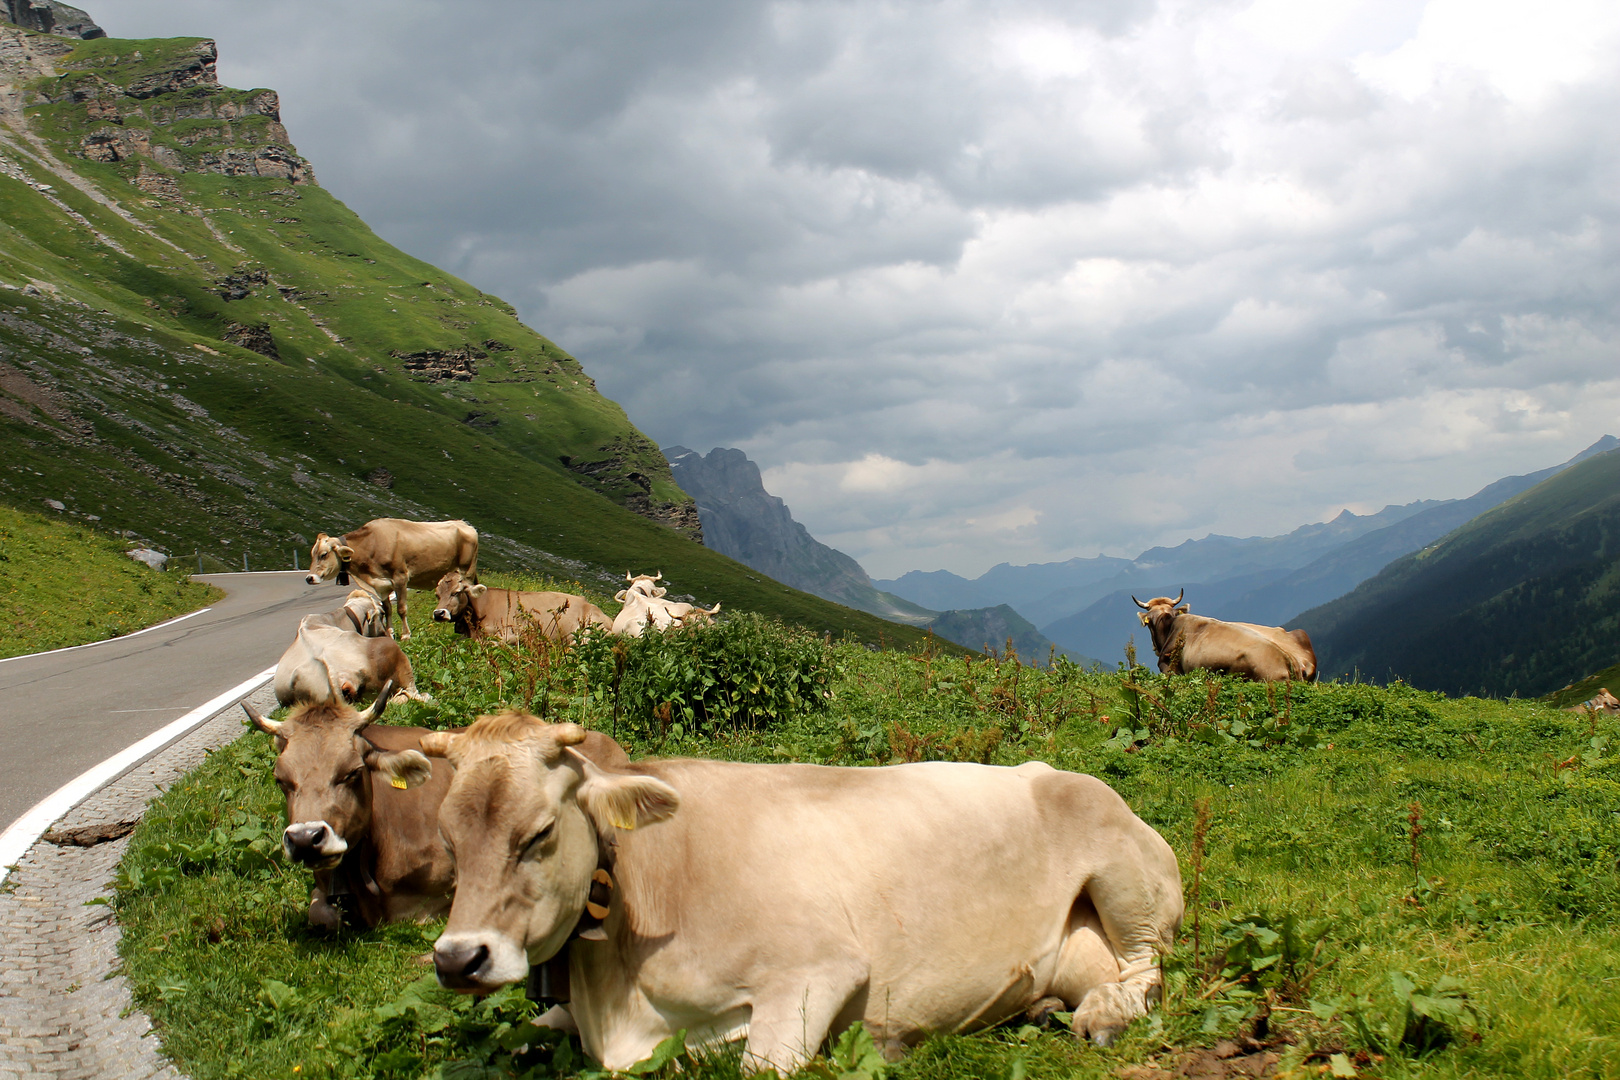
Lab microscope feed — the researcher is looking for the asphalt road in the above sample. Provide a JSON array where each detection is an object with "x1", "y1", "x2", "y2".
[{"x1": 0, "y1": 572, "x2": 338, "y2": 833}]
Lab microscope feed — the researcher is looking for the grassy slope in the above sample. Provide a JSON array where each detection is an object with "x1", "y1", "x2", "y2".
[
  {"x1": 115, "y1": 633, "x2": 1620, "y2": 1079},
  {"x1": 0, "y1": 501, "x2": 218, "y2": 657},
  {"x1": 0, "y1": 29, "x2": 936, "y2": 647},
  {"x1": 1295, "y1": 448, "x2": 1620, "y2": 697}
]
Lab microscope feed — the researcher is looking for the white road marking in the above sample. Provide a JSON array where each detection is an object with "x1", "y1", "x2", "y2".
[
  {"x1": 0, "y1": 665, "x2": 276, "y2": 883},
  {"x1": 0, "y1": 608, "x2": 211, "y2": 666}
]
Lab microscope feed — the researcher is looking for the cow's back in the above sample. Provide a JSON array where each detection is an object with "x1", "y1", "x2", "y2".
[
  {"x1": 346, "y1": 518, "x2": 478, "y2": 588},
  {"x1": 597, "y1": 758, "x2": 1176, "y2": 1038}
]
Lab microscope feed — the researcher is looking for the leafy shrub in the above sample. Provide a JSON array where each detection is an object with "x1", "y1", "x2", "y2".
[{"x1": 574, "y1": 613, "x2": 833, "y2": 740}]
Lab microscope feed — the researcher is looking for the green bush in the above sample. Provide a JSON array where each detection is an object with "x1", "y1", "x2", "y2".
[{"x1": 574, "y1": 613, "x2": 833, "y2": 740}]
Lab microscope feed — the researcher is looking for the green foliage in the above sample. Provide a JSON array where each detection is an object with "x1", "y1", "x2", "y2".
[
  {"x1": 0, "y1": 502, "x2": 218, "y2": 657},
  {"x1": 575, "y1": 613, "x2": 834, "y2": 740}
]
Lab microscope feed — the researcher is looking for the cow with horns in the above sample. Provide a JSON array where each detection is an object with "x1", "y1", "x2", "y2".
[{"x1": 1132, "y1": 590, "x2": 1317, "y2": 683}]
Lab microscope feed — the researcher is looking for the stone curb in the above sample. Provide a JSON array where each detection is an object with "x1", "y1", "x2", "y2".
[{"x1": 0, "y1": 681, "x2": 278, "y2": 1080}]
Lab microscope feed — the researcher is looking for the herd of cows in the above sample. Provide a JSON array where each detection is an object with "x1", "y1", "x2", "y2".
[{"x1": 230, "y1": 515, "x2": 1413, "y2": 1072}]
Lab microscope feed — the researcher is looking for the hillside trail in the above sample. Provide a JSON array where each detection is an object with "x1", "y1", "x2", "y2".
[{"x1": 0, "y1": 570, "x2": 331, "y2": 834}]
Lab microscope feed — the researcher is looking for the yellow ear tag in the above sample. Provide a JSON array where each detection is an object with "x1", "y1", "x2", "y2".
[{"x1": 391, "y1": 776, "x2": 408, "y2": 789}]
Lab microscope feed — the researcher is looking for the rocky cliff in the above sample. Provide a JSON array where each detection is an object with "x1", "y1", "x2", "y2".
[
  {"x1": 2, "y1": 0, "x2": 101, "y2": 41},
  {"x1": 665, "y1": 446, "x2": 935, "y2": 624}
]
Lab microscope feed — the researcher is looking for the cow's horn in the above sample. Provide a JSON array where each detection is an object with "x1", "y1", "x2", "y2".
[
  {"x1": 1132, "y1": 595, "x2": 1149, "y2": 610},
  {"x1": 1173, "y1": 588, "x2": 1184, "y2": 606},
  {"x1": 653, "y1": 571, "x2": 662, "y2": 581},
  {"x1": 357, "y1": 680, "x2": 395, "y2": 723},
  {"x1": 625, "y1": 571, "x2": 634, "y2": 581},
  {"x1": 242, "y1": 701, "x2": 282, "y2": 736}
]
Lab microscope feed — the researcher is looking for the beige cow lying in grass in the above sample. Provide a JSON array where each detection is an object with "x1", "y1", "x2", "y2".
[
  {"x1": 392, "y1": 712, "x2": 1183, "y2": 1074},
  {"x1": 610, "y1": 572, "x2": 720, "y2": 637}
]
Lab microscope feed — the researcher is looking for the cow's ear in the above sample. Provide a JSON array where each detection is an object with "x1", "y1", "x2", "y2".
[
  {"x1": 419, "y1": 731, "x2": 459, "y2": 758},
  {"x1": 366, "y1": 747, "x2": 433, "y2": 789},
  {"x1": 571, "y1": 753, "x2": 679, "y2": 832},
  {"x1": 335, "y1": 544, "x2": 355, "y2": 561},
  {"x1": 1176, "y1": 605, "x2": 1190, "y2": 615},
  {"x1": 469, "y1": 584, "x2": 487, "y2": 597},
  {"x1": 1138, "y1": 613, "x2": 1150, "y2": 626},
  {"x1": 614, "y1": 590, "x2": 628, "y2": 602}
]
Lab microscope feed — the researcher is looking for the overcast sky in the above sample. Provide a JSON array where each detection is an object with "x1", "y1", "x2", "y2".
[{"x1": 93, "y1": 0, "x2": 1620, "y2": 578}]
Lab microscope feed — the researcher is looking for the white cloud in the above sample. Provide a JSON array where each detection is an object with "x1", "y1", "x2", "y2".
[{"x1": 91, "y1": 0, "x2": 1620, "y2": 577}]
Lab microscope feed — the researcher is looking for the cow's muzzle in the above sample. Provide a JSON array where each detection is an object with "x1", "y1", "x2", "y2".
[
  {"x1": 432, "y1": 608, "x2": 452, "y2": 622},
  {"x1": 304, "y1": 573, "x2": 321, "y2": 586},
  {"x1": 283, "y1": 821, "x2": 347, "y2": 868},
  {"x1": 434, "y1": 940, "x2": 492, "y2": 990}
]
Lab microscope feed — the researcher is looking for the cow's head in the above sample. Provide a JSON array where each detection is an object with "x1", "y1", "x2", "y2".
[
  {"x1": 433, "y1": 570, "x2": 487, "y2": 623},
  {"x1": 342, "y1": 588, "x2": 388, "y2": 637},
  {"x1": 621, "y1": 572, "x2": 666, "y2": 600},
  {"x1": 1132, "y1": 591, "x2": 1187, "y2": 657},
  {"x1": 243, "y1": 683, "x2": 433, "y2": 871},
  {"x1": 385, "y1": 710, "x2": 677, "y2": 993},
  {"x1": 1591, "y1": 688, "x2": 1620, "y2": 711},
  {"x1": 306, "y1": 533, "x2": 355, "y2": 586}
]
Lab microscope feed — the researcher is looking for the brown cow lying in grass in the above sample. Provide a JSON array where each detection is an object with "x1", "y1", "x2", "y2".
[
  {"x1": 245, "y1": 687, "x2": 630, "y2": 929},
  {"x1": 431, "y1": 571, "x2": 612, "y2": 643},
  {"x1": 1134, "y1": 591, "x2": 1317, "y2": 682}
]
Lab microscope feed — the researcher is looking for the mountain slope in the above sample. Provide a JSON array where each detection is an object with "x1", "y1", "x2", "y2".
[
  {"x1": 0, "y1": 23, "x2": 937, "y2": 647},
  {"x1": 1295, "y1": 447, "x2": 1620, "y2": 697},
  {"x1": 664, "y1": 446, "x2": 935, "y2": 625},
  {"x1": 1211, "y1": 437, "x2": 1620, "y2": 627}
]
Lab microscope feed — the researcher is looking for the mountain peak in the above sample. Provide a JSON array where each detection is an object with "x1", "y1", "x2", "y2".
[{"x1": 2, "y1": 0, "x2": 102, "y2": 40}]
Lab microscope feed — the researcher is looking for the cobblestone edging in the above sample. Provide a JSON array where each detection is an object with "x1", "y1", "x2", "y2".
[{"x1": 0, "y1": 681, "x2": 278, "y2": 1080}]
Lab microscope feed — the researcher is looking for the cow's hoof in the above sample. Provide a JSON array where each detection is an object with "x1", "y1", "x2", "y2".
[{"x1": 1026, "y1": 996, "x2": 1066, "y2": 1027}]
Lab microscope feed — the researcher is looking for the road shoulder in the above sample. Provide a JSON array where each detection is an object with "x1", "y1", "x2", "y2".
[{"x1": 0, "y1": 682, "x2": 277, "y2": 1080}]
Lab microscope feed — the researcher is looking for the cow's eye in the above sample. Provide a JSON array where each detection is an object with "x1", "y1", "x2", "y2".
[
  {"x1": 343, "y1": 768, "x2": 364, "y2": 786},
  {"x1": 276, "y1": 778, "x2": 293, "y2": 794},
  {"x1": 523, "y1": 823, "x2": 554, "y2": 855}
]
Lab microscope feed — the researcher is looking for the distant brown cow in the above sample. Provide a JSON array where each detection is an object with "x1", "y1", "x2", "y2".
[
  {"x1": 431, "y1": 571, "x2": 612, "y2": 643},
  {"x1": 306, "y1": 518, "x2": 479, "y2": 639},
  {"x1": 1569, "y1": 688, "x2": 1620, "y2": 714},
  {"x1": 244, "y1": 688, "x2": 632, "y2": 930},
  {"x1": 1133, "y1": 591, "x2": 1316, "y2": 683}
]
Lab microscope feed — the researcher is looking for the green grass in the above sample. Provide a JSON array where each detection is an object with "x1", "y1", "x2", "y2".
[
  {"x1": 0, "y1": 502, "x2": 219, "y2": 657},
  {"x1": 114, "y1": 611, "x2": 1620, "y2": 1079}
]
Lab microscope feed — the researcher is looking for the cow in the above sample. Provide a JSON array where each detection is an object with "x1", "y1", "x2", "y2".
[
  {"x1": 299, "y1": 587, "x2": 390, "y2": 638},
  {"x1": 431, "y1": 571, "x2": 612, "y2": 644},
  {"x1": 244, "y1": 692, "x2": 632, "y2": 930},
  {"x1": 305, "y1": 518, "x2": 479, "y2": 639},
  {"x1": 1133, "y1": 591, "x2": 1316, "y2": 682},
  {"x1": 611, "y1": 572, "x2": 720, "y2": 637},
  {"x1": 273, "y1": 615, "x2": 426, "y2": 707},
  {"x1": 1569, "y1": 688, "x2": 1620, "y2": 714},
  {"x1": 385, "y1": 711, "x2": 1182, "y2": 1073}
]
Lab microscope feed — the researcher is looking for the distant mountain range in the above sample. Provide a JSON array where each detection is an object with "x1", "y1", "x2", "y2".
[
  {"x1": 1297, "y1": 444, "x2": 1620, "y2": 697},
  {"x1": 879, "y1": 437, "x2": 1618, "y2": 667},
  {"x1": 665, "y1": 446, "x2": 1097, "y2": 664}
]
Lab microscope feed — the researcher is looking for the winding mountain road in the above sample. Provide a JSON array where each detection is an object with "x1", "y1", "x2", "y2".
[{"x1": 0, "y1": 571, "x2": 336, "y2": 834}]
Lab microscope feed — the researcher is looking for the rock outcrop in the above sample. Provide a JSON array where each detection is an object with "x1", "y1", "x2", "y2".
[{"x1": 2, "y1": 0, "x2": 102, "y2": 40}]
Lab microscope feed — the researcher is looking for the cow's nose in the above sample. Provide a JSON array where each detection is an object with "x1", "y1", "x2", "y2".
[
  {"x1": 434, "y1": 942, "x2": 490, "y2": 987},
  {"x1": 432, "y1": 609, "x2": 450, "y2": 621},
  {"x1": 283, "y1": 822, "x2": 329, "y2": 860},
  {"x1": 304, "y1": 574, "x2": 319, "y2": 585}
]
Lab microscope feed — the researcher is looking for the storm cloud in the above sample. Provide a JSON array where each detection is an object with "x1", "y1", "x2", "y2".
[{"x1": 96, "y1": 0, "x2": 1620, "y2": 577}]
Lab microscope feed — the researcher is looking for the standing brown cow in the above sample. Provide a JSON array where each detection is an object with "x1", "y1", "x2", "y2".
[
  {"x1": 1133, "y1": 591, "x2": 1316, "y2": 682},
  {"x1": 431, "y1": 571, "x2": 612, "y2": 643},
  {"x1": 306, "y1": 518, "x2": 479, "y2": 639}
]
